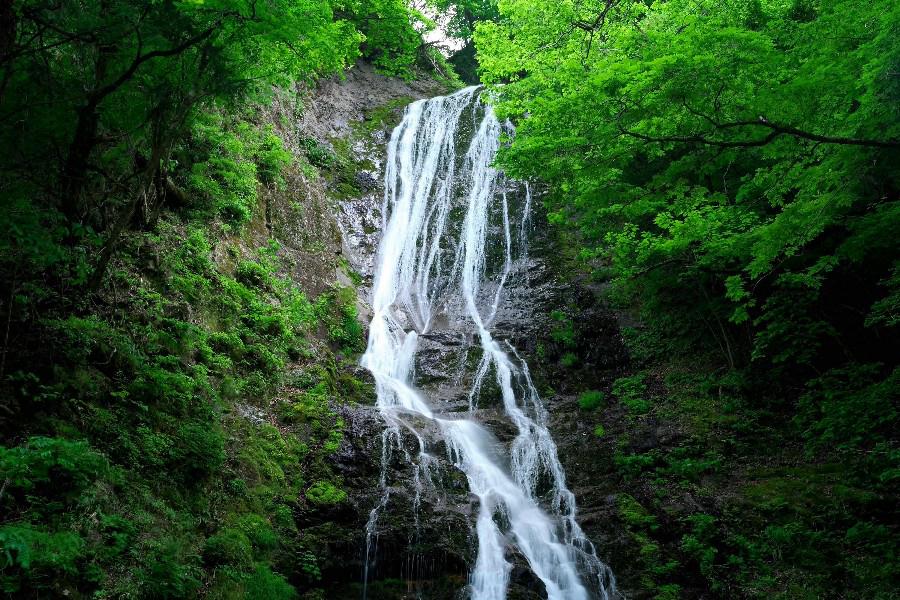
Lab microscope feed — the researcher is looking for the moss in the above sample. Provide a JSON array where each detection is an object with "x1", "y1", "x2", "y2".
[
  {"x1": 560, "y1": 352, "x2": 579, "y2": 367},
  {"x1": 338, "y1": 257, "x2": 364, "y2": 286},
  {"x1": 314, "y1": 286, "x2": 364, "y2": 354},
  {"x1": 243, "y1": 565, "x2": 299, "y2": 599},
  {"x1": 359, "y1": 97, "x2": 415, "y2": 135},
  {"x1": 618, "y1": 494, "x2": 657, "y2": 530},
  {"x1": 304, "y1": 481, "x2": 347, "y2": 506}
]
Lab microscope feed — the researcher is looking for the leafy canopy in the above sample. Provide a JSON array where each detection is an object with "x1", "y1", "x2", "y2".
[{"x1": 477, "y1": 0, "x2": 899, "y2": 410}]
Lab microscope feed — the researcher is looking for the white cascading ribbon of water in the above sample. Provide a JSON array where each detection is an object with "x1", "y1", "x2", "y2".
[{"x1": 360, "y1": 86, "x2": 617, "y2": 600}]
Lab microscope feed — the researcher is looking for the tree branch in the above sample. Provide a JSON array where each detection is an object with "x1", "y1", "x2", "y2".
[
  {"x1": 90, "y1": 17, "x2": 231, "y2": 106},
  {"x1": 573, "y1": 0, "x2": 620, "y2": 33},
  {"x1": 617, "y1": 114, "x2": 900, "y2": 149}
]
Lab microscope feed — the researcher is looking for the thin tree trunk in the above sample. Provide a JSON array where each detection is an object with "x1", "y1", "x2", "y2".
[
  {"x1": 0, "y1": 274, "x2": 14, "y2": 379},
  {"x1": 61, "y1": 102, "x2": 100, "y2": 220}
]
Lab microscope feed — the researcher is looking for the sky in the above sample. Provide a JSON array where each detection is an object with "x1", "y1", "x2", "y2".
[{"x1": 414, "y1": 0, "x2": 466, "y2": 53}]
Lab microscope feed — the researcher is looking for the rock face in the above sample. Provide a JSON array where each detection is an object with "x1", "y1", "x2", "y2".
[
  {"x1": 299, "y1": 63, "x2": 445, "y2": 143},
  {"x1": 291, "y1": 65, "x2": 480, "y2": 598},
  {"x1": 493, "y1": 227, "x2": 641, "y2": 596},
  {"x1": 300, "y1": 68, "x2": 633, "y2": 599}
]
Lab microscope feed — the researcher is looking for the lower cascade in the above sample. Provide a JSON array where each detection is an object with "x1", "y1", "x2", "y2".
[{"x1": 359, "y1": 86, "x2": 618, "y2": 599}]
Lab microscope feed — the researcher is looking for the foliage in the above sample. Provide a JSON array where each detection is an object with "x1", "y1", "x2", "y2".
[
  {"x1": 578, "y1": 390, "x2": 605, "y2": 411},
  {"x1": 134, "y1": 539, "x2": 203, "y2": 598},
  {"x1": 477, "y1": 0, "x2": 899, "y2": 419},
  {"x1": 0, "y1": 436, "x2": 110, "y2": 502},
  {"x1": 0, "y1": 525, "x2": 86, "y2": 591},
  {"x1": 345, "y1": 0, "x2": 434, "y2": 78},
  {"x1": 612, "y1": 373, "x2": 650, "y2": 415},
  {"x1": 0, "y1": 0, "x2": 432, "y2": 298},
  {"x1": 304, "y1": 481, "x2": 348, "y2": 506},
  {"x1": 204, "y1": 528, "x2": 254, "y2": 570},
  {"x1": 797, "y1": 364, "x2": 898, "y2": 453},
  {"x1": 0, "y1": 121, "x2": 364, "y2": 596},
  {"x1": 0, "y1": 0, "x2": 434, "y2": 596},
  {"x1": 241, "y1": 565, "x2": 299, "y2": 599},
  {"x1": 186, "y1": 114, "x2": 292, "y2": 226},
  {"x1": 549, "y1": 309, "x2": 576, "y2": 348},
  {"x1": 427, "y1": 0, "x2": 499, "y2": 82},
  {"x1": 479, "y1": 3, "x2": 899, "y2": 594},
  {"x1": 314, "y1": 286, "x2": 365, "y2": 353},
  {"x1": 1, "y1": 0, "x2": 360, "y2": 281},
  {"x1": 429, "y1": 0, "x2": 499, "y2": 40}
]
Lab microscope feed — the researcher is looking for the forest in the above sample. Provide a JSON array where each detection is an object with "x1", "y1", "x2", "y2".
[{"x1": 0, "y1": 0, "x2": 897, "y2": 598}]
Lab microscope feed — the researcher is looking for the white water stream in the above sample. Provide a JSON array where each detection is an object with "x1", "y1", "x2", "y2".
[{"x1": 360, "y1": 87, "x2": 617, "y2": 600}]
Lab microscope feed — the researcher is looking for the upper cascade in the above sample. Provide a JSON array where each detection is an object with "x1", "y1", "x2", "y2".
[{"x1": 360, "y1": 86, "x2": 618, "y2": 600}]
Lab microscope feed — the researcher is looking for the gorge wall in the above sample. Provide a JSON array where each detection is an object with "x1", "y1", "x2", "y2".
[{"x1": 301, "y1": 72, "x2": 636, "y2": 599}]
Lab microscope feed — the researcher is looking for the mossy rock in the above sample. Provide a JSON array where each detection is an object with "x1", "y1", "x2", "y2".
[{"x1": 304, "y1": 481, "x2": 347, "y2": 506}]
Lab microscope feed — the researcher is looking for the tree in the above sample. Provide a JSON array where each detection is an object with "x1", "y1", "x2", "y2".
[
  {"x1": 476, "y1": 0, "x2": 899, "y2": 426},
  {"x1": 0, "y1": 0, "x2": 434, "y2": 289},
  {"x1": 426, "y1": 0, "x2": 498, "y2": 82}
]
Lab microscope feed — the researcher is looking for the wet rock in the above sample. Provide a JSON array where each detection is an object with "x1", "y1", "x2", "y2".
[
  {"x1": 355, "y1": 170, "x2": 378, "y2": 191},
  {"x1": 507, "y1": 550, "x2": 548, "y2": 600},
  {"x1": 326, "y1": 392, "x2": 477, "y2": 598}
]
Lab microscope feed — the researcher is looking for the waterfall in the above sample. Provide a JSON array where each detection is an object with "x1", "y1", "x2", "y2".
[{"x1": 360, "y1": 86, "x2": 617, "y2": 600}]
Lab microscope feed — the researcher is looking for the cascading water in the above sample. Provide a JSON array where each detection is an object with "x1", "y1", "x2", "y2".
[{"x1": 360, "y1": 86, "x2": 618, "y2": 600}]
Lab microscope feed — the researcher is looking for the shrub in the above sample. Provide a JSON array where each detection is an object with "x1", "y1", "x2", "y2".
[
  {"x1": 301, "y1": 138, "x2": 336, "y2": 169},
  {"x1": 178, "y1": 228, "x2": 214, "y2": 273},
  {"x1": 315, "y1": 287, "x2": 364, "y2": 352},
  {"x1": 236, "y1": 260, "x2": 273, "y2": 290},
  {"x1": 174, "y1": 422, "x2": 226, "y2": 482},
  {"x1": 209, "y1": 332, "x2": 246, "y2": 359},
  {"x1": 549, "y1": 309, "x2": 576, "y2": 348},
  {"x1": 0, "y1": 524, "x2": 85, "y2": 581},
  {"x1": 614, "y1": 449, "x2": 659, "y2": 478},
  {"x1": 796, "y1": 364, "x2": 898, "y2": 452},
  {"x1": 255, "y1": 126, "x2": 292, "y2": 186},
  {"x1": 661, "y1": 449, "x2": 722, "y2": 482},
  {"x1": 137, "y1": 539, "x2": 202, "y2": 598},
  {"x1": 137, "y1": 426, "x2": 176, "y2": 471},
  {"x1": 618, "y1": 494, "x2": 657, "y2": 530},
  {"x1": 235, "y1": 514, "x2": 278, "y2": 552},
  {"x1": 613, "y1": 373, "x2": 651, "y2": 415},
  {"x1": 0, "y1": 436, "x2": 109, "y2": 506},
  {"x1": 188, "y1": 114, "x2": 268, "y2": 226},
  {"x1": 44, "y1": 316, "x2": 140, "y2": 369},
  {"x1": 578, "y1": 390, "x2": 605, "y2": 411},
  {"x1": 243, "y1": 565, "x2": 298, "y2": 599},
  {"x1": 560, "y1": 352, "x2": 578, "y2": 368},
  {"x1": 203, "y1": 529, "x2": 253, "y2": 570},
  {"x1": 97, "y1": 514, "x2": 136, "y2": 561}
]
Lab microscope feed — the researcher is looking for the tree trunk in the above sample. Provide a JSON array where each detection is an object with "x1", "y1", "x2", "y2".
[
  {"x1": 0, "y1": 0, "x2": 15, "y2": 61},
  {"x1": 61, "y1": 102, "x2": 100, "y2": 221}
]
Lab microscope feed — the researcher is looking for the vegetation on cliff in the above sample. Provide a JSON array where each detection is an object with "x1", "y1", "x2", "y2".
[{"x1": 0, "y1": 1, "x2": 446, "y2": 597}]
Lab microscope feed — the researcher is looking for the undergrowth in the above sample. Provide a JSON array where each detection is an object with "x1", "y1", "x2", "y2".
[{"x1": 0, "y1": 110, "x2": 366, "y2": 598}]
